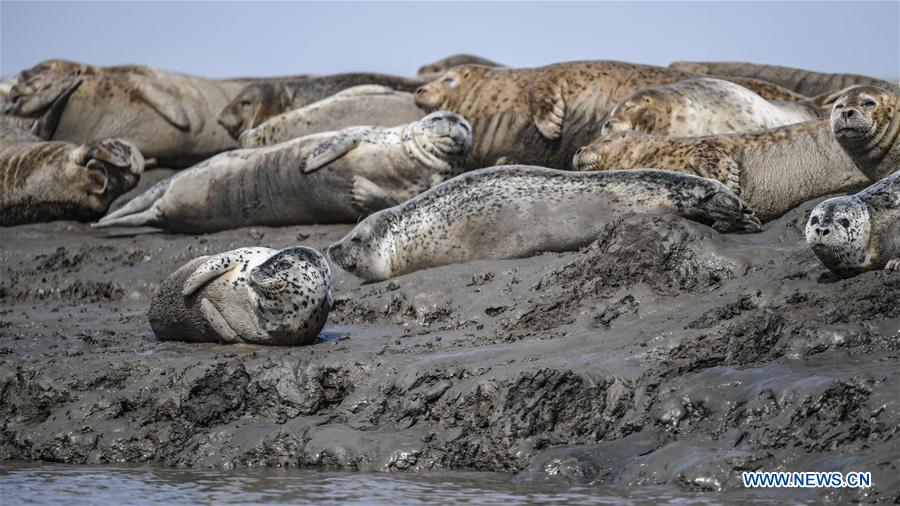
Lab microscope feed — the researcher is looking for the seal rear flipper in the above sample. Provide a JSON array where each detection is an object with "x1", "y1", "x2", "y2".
[
  {"x1": 200, "y1": 298, "x2": 241, "y2": 343},
  {"x1": 528, "y1": 78, "x2": 568, "y2": 140},
  {"x1": 92, "y1": 176, "x2": 171, "y2": 228},
  {"x1": 351, "y1": 175, "x2": 398, "y2": 213}
]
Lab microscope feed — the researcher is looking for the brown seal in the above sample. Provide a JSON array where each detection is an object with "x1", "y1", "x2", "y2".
[
  {"x1": 829, "y1": 86, "x2": 900, "y2": 182},
  {"x1": 573, "y1": 118, "x2": 871, "y2": 222},
  {"x1": 0, "y1": 121, "x2": 143, "y2": 225},
  {"x1": 413, "y1": 61, "x2": 703, "y2": 169}
]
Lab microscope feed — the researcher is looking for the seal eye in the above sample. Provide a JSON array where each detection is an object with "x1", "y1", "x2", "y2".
[
  {"x1": 862, "y1": 100, "x2": 876, "y2": 108},
  {"x1": 839, "y1": 218, "x2": 851, "y2": 228},
  {"x1": 442, "y1": 78, "x2": 457, "y2": 88},
  {"x1": 240, "y1": 100, "x2": 252, "y2": 111},
  {"x1": 834, "y1": 103, "x2": 844, "y2": 110},
  {"x1": 810, "y1": 216, "x2": 819, "y2": 225}
]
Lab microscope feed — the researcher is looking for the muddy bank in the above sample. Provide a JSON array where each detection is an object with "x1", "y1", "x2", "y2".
[{"x1": 1, "y1": 177, "x2": 898, "y2": 503}]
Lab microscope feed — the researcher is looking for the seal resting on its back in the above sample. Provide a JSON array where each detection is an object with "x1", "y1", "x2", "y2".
[
  {"x1": 328, "y1": 166, "x2": 760, "y2": 281},
  {"x1": 601, "y1": 77, "x2": 823, "y2": 137},
  {"x1": 238, "y1": 85, "x2": 426, "y2": 148},
  {"x1": 0, "y1": 121, "x2": 143, "y2": 226},
  {"x1": 148, "y1": 246, "x2": 332, "y2": 345},
  {"x1": 93, "y1": 112, "x2": 472, "y2": 233},
  {"x1": 806, "y1": 171, "x2": 899, "y2": 278}
]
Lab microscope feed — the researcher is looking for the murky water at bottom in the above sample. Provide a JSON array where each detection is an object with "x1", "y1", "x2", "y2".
[{"x1": 0, "y1": 461, "x2": 812, "y2": 505}]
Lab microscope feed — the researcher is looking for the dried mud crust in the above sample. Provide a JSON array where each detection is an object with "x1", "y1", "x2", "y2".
[{"x1": 1, "y1": 195, "x2": 898, "y2": 503}]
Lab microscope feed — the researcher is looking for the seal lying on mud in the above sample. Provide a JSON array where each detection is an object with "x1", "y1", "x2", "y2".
[
  {"x1": 0, "y1": 122, "x2": 143, "y2": 226},
  {"x1": 328, "y1": 166, "x2": 761, "y2": 281},
  {"x1": 413, "y1": 61, "x2": 703, "y2": 168},
  {"x1": 829, "y1": 86, "x2": 900, "y2": 182},
  {"x1": 148, "y1": 246, "x2": 332, "y2": 345},
  {"x1": 4, "y1": 71, "x2": 246, "y2": 168},
  {"x1": 806, "y1": 171, "x2": 899, "y2": 278},
  {"x1": 417, "y1": 53, "x2": 504, "y2": 75},
  {"x1": 601, "y1": 78, "x2": 822, "y2": 137},
  {"x1": 217, "y1": 73, "x2": 430, "y2": 139},
  {"x1": 573, "y1": 117, "x2": 871, "y2": 222},
  {"x1": 94, "y1": 112, "x2": 472, "y2": 233},
  {"x1": 669, "y1": 60, "x2": 899, "y2": 97},
  {"x1": 238, "y1": 85, "x2": 426, "y2": 148}
]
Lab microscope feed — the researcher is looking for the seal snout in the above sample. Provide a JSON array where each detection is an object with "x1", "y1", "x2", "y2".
[{"x1": 572, "y1": 146, "x2": 600, "y2": 171}]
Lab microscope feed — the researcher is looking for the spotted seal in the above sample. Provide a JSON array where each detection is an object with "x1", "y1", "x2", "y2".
[
  {"x1": 573, "y1": 117, "x2": 871, "y2": 222},
  {"x1": 328, "y1": 166, "x2": 761, "y2": 281},
  {"x1": 413, "y1": 61, "x2": 701, "y2": 168},
  {"x1": 0, "y1": 121, "x2": 143, "y2": 226},
  {"x1": 217, "y1": 73, "x2": 431, "y2": 139},
  {"x1": 93, "y1": 112, "x2": 472, "y2": 233},
  {"x1": 829, "y1": 86, "x2": 900, "y2": 182},
  {"x1": 806, "y1": 170, "x2": 899, "y2": 278},
  {"x1": 669, "y1": 61, "x2": 899, "y2": 97},
  {"x1": 238, "y1": 85, "x2": 426, "y2": 148},
  {"x1": 148, "y1": 246, "x2": 332, "y2": 345},
  {"x1": 417, "y1": 54, "x2": 504, "y2": 76},
  {"x1": 601, "y1": 77, "x2": 822, "y2": 137}
]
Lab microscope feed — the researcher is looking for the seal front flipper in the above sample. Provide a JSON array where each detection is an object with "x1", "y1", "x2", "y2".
[
  {"x1": 351, "y1": 175, "x2": 398, "y2": 213},
  {"x1": 688, "y1": 149, "x2": 742, "y2": 195},
  {"x1": 886, "y1": 259, "x2": 900, "y2": 271},
  {"x1": 182, "y1": 254, "x2": 239, "y2": 296},
  {"x1": 200, "y1": 298, "x2": 241, "y2": 343},
  {"x1": 132, "y1": 78, "x2": 191, "y2": 131},
  {"x1": 301, "y1": 130, "x2": 365, "y2": 173},
  {"x1": 528, "y1": 78, "x2": 568, "y2": 140}
]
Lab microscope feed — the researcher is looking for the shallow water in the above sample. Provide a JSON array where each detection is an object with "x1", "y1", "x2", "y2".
[{"x1": 0, "y1": 462, "x2": 810, "y2": 505}]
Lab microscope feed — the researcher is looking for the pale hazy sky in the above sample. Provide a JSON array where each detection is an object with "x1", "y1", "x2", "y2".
[{"x1": 2, "y1": 1, "x2": 898, "y2": 79}]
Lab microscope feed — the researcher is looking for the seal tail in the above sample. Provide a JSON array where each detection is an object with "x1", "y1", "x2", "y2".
[{"x1": 92, "y1": 177, "x2": 169, "y2": 229}]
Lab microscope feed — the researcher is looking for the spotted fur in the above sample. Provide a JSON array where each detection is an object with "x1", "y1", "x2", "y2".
[
  {"x1": 830, "y1": 86, "x2": 900, "y2": 182},
  {"x1": 148, "y1": 246, "x2": 333, "y2": 345},
  {"x1": 806, "y1": 171, "x2": 900, "y2": 278},
  {"x1": 328, "y1": 166, "x2": 761, "y2": 281}
]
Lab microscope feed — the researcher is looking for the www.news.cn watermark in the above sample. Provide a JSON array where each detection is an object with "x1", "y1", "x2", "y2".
[{"x1": 742, "y1": 471, "x2": 872, "y2": 488}]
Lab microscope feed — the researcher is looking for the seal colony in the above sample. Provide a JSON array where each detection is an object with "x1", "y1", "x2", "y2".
[{"x1": 148, "y1": 246, "x2": 332, "y2": 345}]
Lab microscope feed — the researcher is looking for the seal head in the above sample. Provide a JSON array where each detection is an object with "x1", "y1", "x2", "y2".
[
  {"x1": 601, "y1": 89, "x2": 670, "y2": 136},
  {"x1": 218, "y1": 83, "x2": 290, "y2": 139},
  {"x1": 414, "y1": 66, "x2": 493, "y2": 112},
  {"x1": 830, "y1": 86, "x2": 900, "y2": 181},
  {"x1": 805, "y1": 196, "x2": 871, "y2": 277},
  {"x1": 328, "y1": 211, "x2": 399, "y2": 281}
]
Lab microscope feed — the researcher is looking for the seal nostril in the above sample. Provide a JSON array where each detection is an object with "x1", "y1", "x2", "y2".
[
  {"x1": 415, "y1": 87, "x2": 426, "y2": 95},
  {"x1": 822, "y1": 229, "x2": 830, "y2": 236},
  {"x1": 575, "y1": 147, "x2": 586, "y2": 157},
  {"x1": 843, "y1": 109, "x2": 856, "y2": 119}
]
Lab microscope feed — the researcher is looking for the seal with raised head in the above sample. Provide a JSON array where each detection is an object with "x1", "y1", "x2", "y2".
[
  {"x1": 217, "y1": 73, "x2": 431, "y2": 139},
  {"x1": 573, "y1": 118, "x2": 871, "y2": 222},
  {"x1": 417, "y1": 54, "x2": 504, "y2": 76},
  {"x1": 93, "y1": 111, "x2": 472, "y2": 233},
  {"x1": 806, "y1": 171, "x2": 899, "y2": 278},
  {"x1": 413, "y1": 61, "x2": 703, "y2": 169},
  {"x1": 601, "y1": 77, "x2": 822, "y2": 137},
  {"x1": 0, "y1": 121, "x2": 143, "y2": 226},
  {"x1": 238, "y1": 85, "x2": 426, "y2": 148},
  {"x1": 669, "y1": 61, "x2": 899, "y2": 97},
  {"x1": 829, "y1": 86, "x2": 900, "y2": 182},
  {"x1": 327, "y1": 166, "x2": 761, "y2": 281},
  {"x1": 148, "y1": 246, "x2": 332, "y2": 345},
  {"x1": 4, "y1": 70, "x2": 247, "y2": 168}
]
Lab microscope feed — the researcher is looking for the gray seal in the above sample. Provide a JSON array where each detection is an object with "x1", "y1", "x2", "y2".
[
  {"x1": 0, "y1": 121, "x2": 143, "y2": 226},
  {"x1": 328, "y1": 166, "x2": 761, "y2": 281},
  {"x1": 806, "y1": 170, "x2": 899, "y2": 278},
  {"x1": 601, "y1": 77, "x2": 822, "y2": 137},
  {"x1": 238, "y1": 85, "x2": 426, "y2": 148},
  {"x1": 148, "y1": 246, "x2": 332, "y2": 345},
  {"x1": 830, "y1": 86, "x2": 900, "y2": 182},
  {"x1": 93, "y1": 112, "x2": 472, "y2": 233}
]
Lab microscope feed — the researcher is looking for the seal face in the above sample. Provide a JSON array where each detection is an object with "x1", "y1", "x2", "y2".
[
  {"x1": 148, "y1": 246, "x2": 333, "y2": 345},
  {"x1": 0, "y1": 123, "x2": 144, "y2": 226},
  {"x1": 830, "y1": 86, "x2": 900, "y2": 182},
  {"x1": 805, "y1": 171, "x2": 900, "y2": 278},
  {"x1": 328, "y1": 166, "x2": 760, "y2": 281}
]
